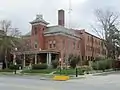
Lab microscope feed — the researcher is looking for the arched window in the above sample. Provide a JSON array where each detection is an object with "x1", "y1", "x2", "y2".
[{"x1": 49, "y1": 40, "x2": 52, "y2": 48}]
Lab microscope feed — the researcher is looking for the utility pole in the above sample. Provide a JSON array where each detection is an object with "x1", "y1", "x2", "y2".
[{"x1": 68, "y1": 0, "x2": 72, "y2": 29}]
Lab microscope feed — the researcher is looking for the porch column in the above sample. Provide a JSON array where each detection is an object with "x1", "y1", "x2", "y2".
[
  {"x1": 47, "y1": 53, "x2": 49, "y2": 65},
  {"x1": 23, "y1": 54, "x2": 25, "y2": 67},
  {"x1": 46, "y1": 53, "x2": 52, "y2": 66},
  {"x1": 48, "y1": 53, "x2": 52, "y2": 66},
  {"x1": 35, "y1": 54, "x2": 37, "y2": 64}
]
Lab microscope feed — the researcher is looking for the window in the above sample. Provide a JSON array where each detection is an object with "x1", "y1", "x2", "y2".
[
  {"x1": 86, "y1": 56, "x2": 88, "y2": 60},
  {"x1": 63, "y1": 39, "x2": 65, "y2": 46},
  {"x1": 93, "y1": 38, "x2": 94, "y2": 43},
  {"x1": 86, "y1": 45, "x2": 88, "y2": 51},
  {"x1": 90, "y1": 46, "x2": 92, "y2": 51},
  {"x1": 34, "y1": 29, "x2": 37, "y2": 35},
  {"x1": 63, "y1": 53, "x2": 65, "y2": 58},
  {"x1": 88, "y1": 36, "x2": 89, "y2": 41},
  {"x1": 87, "y1": 45, "x2": 92, "y2": 52},
  {"x1": 53, "y1": 40, "x2": 56, "y2": 48},
  {"x1": 34, "y1": 27, "x2": 37, "y2": 35},
  {"x1": 93, "y1": 48, "x2": 94, "y2": 53},
  {"x1": 82, "y1": 56, "x2": 84, "y2": 60},
  {"x1": 91, "y1": 57, "x2": 93, "y2": 61},
  {"x1": 99, "y1": 41, "x2": 101, "y2": 45},
  {"x1": 96, "y1": 40, "x2": 97, "y2": 44},
  {"x1": 49, "y1": 40, "x2": 52, "y2": 48},
  {"x1": 102, "y1": 49, "x2": 106, "y2": 55},
  {"x1": 32, "y1": 30, "x2": 34, "y2": 35},
  {"x1": 91, "y1": 36, "x2": 92, "y2": 42},
  {"x1": 88, "y1": 56, "x2": 90, "y2": 60},
  {"x1": 96, "y1": 40, "x2": 98, "y2": 45},
  {"x1": 98, "y1": 48, "x2": 100, "y2": 54},
  {"x1": 94, "y1": 48, "x2": 96, "y2": 53},
  {"x1": 34, "y1": 41, "x2": 38, "y2": 49},
  {"x1": 78, "y1": 43, "x2": 79, "y2": 48},
  {"x1": 50, "y1": 44, "x2": 52, "y2": 48},
  {"x1": 73, "y1": 42, "x2": 75, "y2": 49}
]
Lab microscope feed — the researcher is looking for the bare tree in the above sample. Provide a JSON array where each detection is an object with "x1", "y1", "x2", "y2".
[
  {"x1": 17, "y1": 36, "x2": 31, "y2": 52},
  {"x1": 0, "y1": 20, "x2": 21, "y2": 69},
  {"x1": 92, "y1": 9, "x2": 120, "y2": 58}
]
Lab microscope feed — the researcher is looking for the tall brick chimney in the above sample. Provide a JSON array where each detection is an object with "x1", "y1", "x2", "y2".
[{"x1": 58, "y1": 9, "x2": 65, "y2": 26}]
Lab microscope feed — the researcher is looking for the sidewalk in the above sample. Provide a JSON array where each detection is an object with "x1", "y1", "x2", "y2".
[
  {"x1": 0, "y1": 72, "x2": 53, "y2": 80},
  {"x1": 92, "y1": 70, "x2": 117, "y2": 76}
]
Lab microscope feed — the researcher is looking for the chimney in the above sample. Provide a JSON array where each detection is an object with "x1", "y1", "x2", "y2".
[{"x1": 58, "y1": 9, "x2": 65, "y2": 26}]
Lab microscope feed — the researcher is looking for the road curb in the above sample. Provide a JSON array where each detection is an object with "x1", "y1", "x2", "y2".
[{"x1": 92, "y1": 71, "x2": 116, "y2": 76}]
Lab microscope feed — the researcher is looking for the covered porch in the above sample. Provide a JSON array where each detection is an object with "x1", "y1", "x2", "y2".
[{"x1": 14, "y1": 50, "x2": 60, "y2": 67}]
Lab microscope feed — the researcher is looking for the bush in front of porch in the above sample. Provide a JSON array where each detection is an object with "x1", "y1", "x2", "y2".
[
  {"x1": 32, "y1": 63, "x2": 48, "y2": 70},
  {"x1": 51, "y1": 60, "x2": 59, "y2": 69}
]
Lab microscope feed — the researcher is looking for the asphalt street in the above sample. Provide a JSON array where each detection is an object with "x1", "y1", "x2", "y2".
[{"x1": 0, "y1": 73, "x2": 120, "y2": 90}]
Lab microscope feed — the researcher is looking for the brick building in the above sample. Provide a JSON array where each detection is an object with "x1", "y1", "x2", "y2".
[
  {"x1": 76, "y1": 29, "x2": 107, "y2": 64},
  {"x1": 16, "y1": 10, "x2": 107, "y2": 66},
  {"x1": 16, "y1": 10, "x2": 81, "y2": 67}
]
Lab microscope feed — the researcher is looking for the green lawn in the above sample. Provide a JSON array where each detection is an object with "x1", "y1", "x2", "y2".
[
  {"x1": 0, "y1": 67, "x2": 85, "y2": 76},
  {"x1": 0, "y1": 69, "x2": 14, "y2": 72},
  {"x1": 54, "y1": 68, "x2": 84, "y2": 75}
]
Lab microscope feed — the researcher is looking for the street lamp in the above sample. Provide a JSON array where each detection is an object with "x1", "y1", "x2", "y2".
[
  {"x1": 76, "y1": 64, "x2": 78, "y2": 77},
  {"x1": 14, "y1": 62, "x2": 17, "y2": 74},
  {"x1": 14, "y1": 48, "x2": 17, "y2": 74},
  {"x1": 59, "y1": 58, "x2": 62, "y2": 75}
]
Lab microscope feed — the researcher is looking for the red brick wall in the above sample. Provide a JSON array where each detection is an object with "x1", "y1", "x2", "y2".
[
  {"x1": 80, "y1": 30, "x2": 106, "y2": 61},
  {"x1": 44, "y1": 35, "x2": 81, "y2": 62},
  {"x1": 31, "y1": 24, "x2": 46, "y2": 50}
]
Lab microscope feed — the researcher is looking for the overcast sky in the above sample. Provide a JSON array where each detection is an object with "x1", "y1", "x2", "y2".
[{"x1": 0, "y1": 0, "x2": 120, "y2": 35}]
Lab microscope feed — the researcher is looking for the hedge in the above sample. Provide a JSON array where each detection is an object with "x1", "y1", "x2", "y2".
[
  {"x1": 52, "y1": 60, "x2": 59, "y2": 69},
  {"x1": 92, "y1": 58, "x2": 113, "y2": 71},
  {"x1": 9, "y1": 64, "x2": 22, "y2": 70},
  {"x1": 54, "y1": 68, "x2": 84, "y2": 75},
  {"x1": 32, "y1": 63, "x2": 48, "y2": 70},
  {"x1": 0, "y1": 69, "x2": 13, "y2": 72}
]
